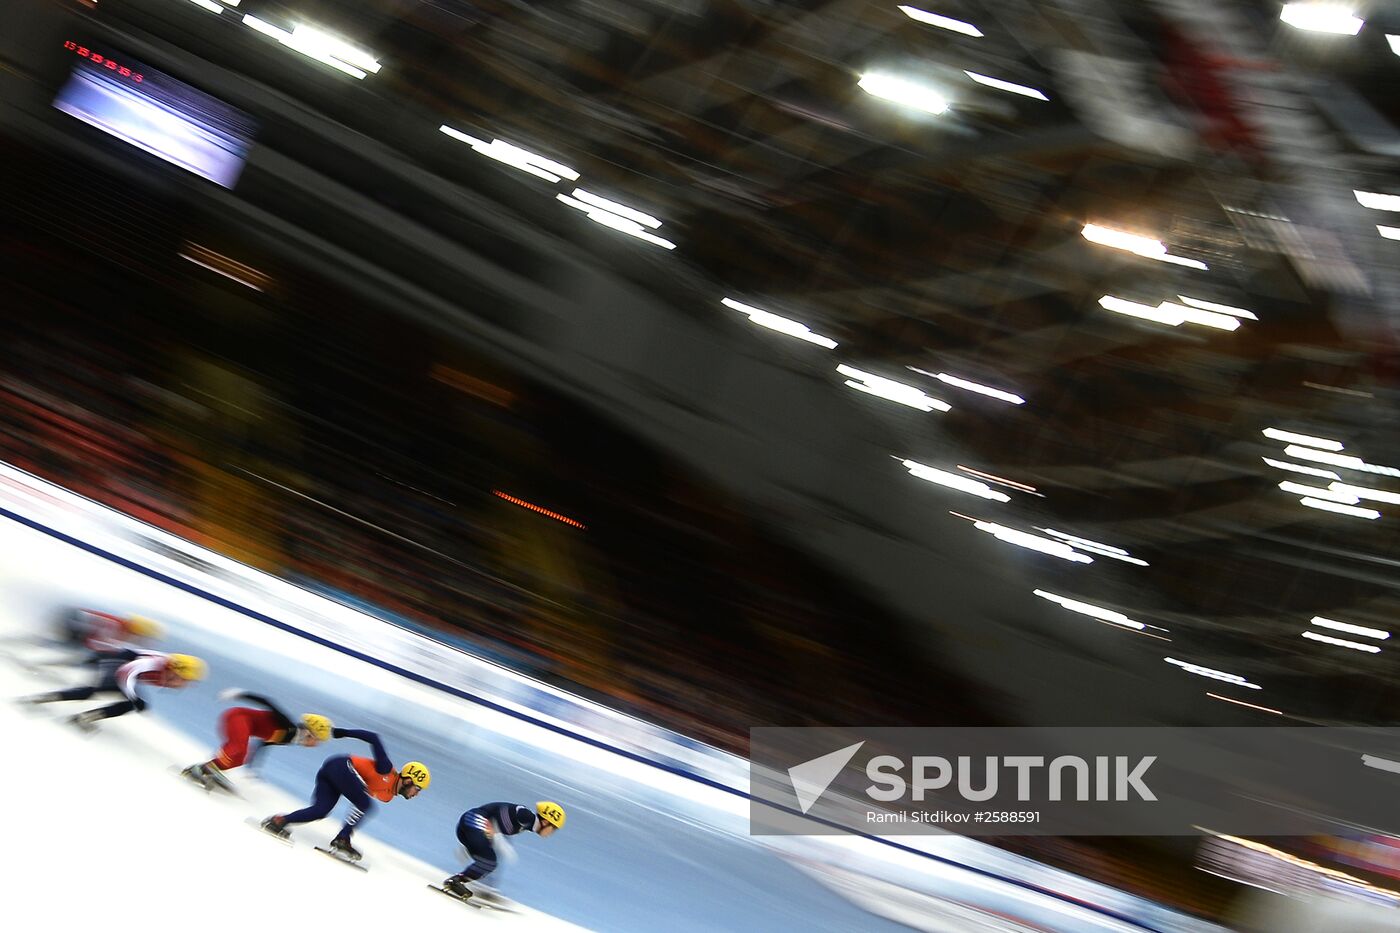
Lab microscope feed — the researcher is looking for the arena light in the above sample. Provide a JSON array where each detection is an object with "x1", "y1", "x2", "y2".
[
  {"x1": 1154, "y1": 254, "x2": 1209, "y2": 270},
  {"x1": 242, "y1": 16, "x2": 381, "y2": 78},
  {"x1": 901, "y1": 459, "x2": 1010, "y2": 501},
  {"x1": 1311, "y1": 616, "x2": 1389, "y2": 640},
  {"x1": 964, "y1": 71, "x2": 1048, "y2": 100},
  {"x1": 1034, "y1": 590, "x2": 1145, "y2": 630},
  {"x1": 1285, "y1": 445, "x2": 1400, "y2": 477},
  {"x1": 1302, "y1": 631, "x2": 1381, "y2": 653},
  {"x1": 1040, "y1": 529, "x2": 1126, "y2": 555},
  {"x1": 187, "y1": 0, "x2": 223, "y2": 13},
  {"x1": 1279, "y1": 480, "x2": 1358, "y2": 503},
  {"x1": 976, "y1": 524, "x2": 1092, "y2": 563},
  {"x1": 1283, "y1": 445, "x2": 1366, "y2": 469},
  {"x1": 1082, "y1": 224, "x2": 1166, "y2": 256},
  {"x1": 558, "y1": 194, "x2": 675, "y2": 249},
  {"x1": 1262, "y1": 428, "x2": 1344, "y2": 450},
  {"x1": 1169, "y1": 303, "x2": 1240, "y2": 331},
  {"x1": 909, "y1": 368, "x2": 1025, "y2": 404},
  {"x1": 1355, "y1": 189, "x2": 1400, "y2": 211},
  {"x1": 1299, "y1": 497, "x2": 1381, "y2": 519},
  {"x1": 898, "y1": 6, "x2": 983, "y2": 37},
  {"x1": 570, "y1": 189, "x2": 662, "y2": 229},
  {"x1": 1165, "y1": 658, "x2": 1261, "y2": 689},
  {"x1": 1261, "y1": 458, "x2": 1340, "y2": 481},
  {"x1": 1098, "y1": 295, "x2": 1184, "y2": 325},
  {"x1": 721, "y1": 298, "x2": 838, "y2": 349},
  {"x1": 1378, "y1": 225, "x2": 1400, "y2": 241},
  {"x1": 1097, "y1": 295, "x2": 1236, "y2": 330},
  {"x1": 1364, "y1": 755, "x2": 1400, "y2": 776},
  {"x1": 1279, "y1": 3, "x2": 1363, "y2": 36},
  {"x1": 1071, "y1": 547, "x2": 1149, "y2": 567},
  {"x1": 1177, "y1": 296, "x2": 1258, "y2": 321},
  {"x1": 858, "y1": 73, "x2": 949, "y2": 114},
  {"x1": 1040, "y1": 528, "x2": 1149, "y2": 566},
  {"x1": 1331, "y1": 482, "x2": 1400, "y2": 504},
  {"x1": 1080, "y1": 226, "x2": 1207, "y2": 268},
  {"x1": 839, "y1": 365, "x2": 950, "y2": 412},
  {"x1": 287, "y1": 24, "x2": 380, "y2": 73},
  {"x1": 439, "y1": 126, "x2": 578, "y2": 183}
]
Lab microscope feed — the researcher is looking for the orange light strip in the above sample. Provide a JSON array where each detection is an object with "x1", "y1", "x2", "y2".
[
  {"x1": 492, "y1": 490, "x2": 585, "y2": 529},
  {"x1": 955, "y1": 465, "x2": 1040, "y2": 494},
  {"x1": 1206, "y1": 693, "x2": 1283, "y2": 715},
  {"x1": 180, "y1": 242, "x2": 271, "y2": 291}
]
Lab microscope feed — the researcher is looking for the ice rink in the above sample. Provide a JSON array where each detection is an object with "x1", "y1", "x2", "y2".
[
  {"x1": 0, "y1": 482, "x2": 1215, "y2": 933},
  {"x1": 1, "y1": 536, "x2": 918, "y2": 932},
  {"x1": 4, "y1": 687, "x2": 579, "y2": 932}
]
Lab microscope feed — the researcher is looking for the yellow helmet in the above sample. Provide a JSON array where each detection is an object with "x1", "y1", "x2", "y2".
[
  {"x1": 400, "y1": 761, "x2": 431, "y2": 789},
  {"x1": 536, "y1": 801, "x2": 565, "y2": 830},
  {"x1": 300, "y1": 713, "x2": 333, "y2": 741},
  {"x1": 166, "y1": 654, "x2": 207, "y2": 681},
  {"x1": 126, "y1": 615, "x2": 163, "y2": 639}
]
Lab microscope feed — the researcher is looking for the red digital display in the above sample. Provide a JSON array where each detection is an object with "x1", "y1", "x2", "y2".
[{"x1": 64, "y1": 41, "x2": 143, "y2": 82}]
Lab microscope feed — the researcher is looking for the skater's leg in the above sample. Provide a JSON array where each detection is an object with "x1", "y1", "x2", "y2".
[
  {"x1": 76, "y1": 697, "x2": 144, "y2": 722},
  {"x1": 329, "y1": 760, "x2": 375, "y2": 854},
  {"x1": 451, "y1": 813, "x2": 498, "y2": 882},
  {"x1": 212, "y1": 709, "x2": 253, "y2": 771},
  {"x1": 35, "y1": 658, "x2": 127, "y2": 706},
  {"x1": 25, "y1": 685, "x2": 99, "y2": 703},
  {"x1": 281, "y1": 763, "x2": 341, "y2": 825}
]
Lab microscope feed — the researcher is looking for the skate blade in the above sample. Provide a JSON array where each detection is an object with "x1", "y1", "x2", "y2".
[
  {"x1": 172, "y1": 767, "x2": 213, "y2": 792},
  {"x1": 428, "y1": 885, "x2": 514, "y2": 912},
  {"x1": 316, "y1": 847, "x2": 367, "y2": 871},
  {"x1": 473, "y1": 891, "x2": 516, "y2": 912},
  {"x1": 206, "y1": 776, "x2": 241, "y2": 797},
  {"x1": 428, "y1": 884, "x2": 483, "y2": 908},
  {"x1": 245, "y1": 817, "x2": 293, "y2": 845}
]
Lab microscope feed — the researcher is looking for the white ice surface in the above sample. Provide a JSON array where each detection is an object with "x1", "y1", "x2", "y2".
[{"x1": 2, "y1": 663, "x2": 589, "y2": 933}]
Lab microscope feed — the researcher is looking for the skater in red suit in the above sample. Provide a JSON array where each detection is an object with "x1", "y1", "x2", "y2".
[
  {"x1": 181, "y1": 690, "x2": 334, "y2": 792},
  {"x1": 65, "y1": 610, "x2": 163, "y2": 658}
]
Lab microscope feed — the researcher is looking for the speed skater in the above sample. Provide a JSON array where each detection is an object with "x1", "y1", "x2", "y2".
[
  {"x1": 62, "y1": 610, "x2": 163, "y2": 661},
  {"x1": 260, "y1": 729, "x2": 429, "y2": 861},
  {"x1": 20, "y1": 651, "x2": 206, "y2": 730},
  {"x1": 442, "y1": 801, "x2": 565, "y2": 897},
  {"x1": 182, "y1": 690, "x2": 334, "y2": 792}
]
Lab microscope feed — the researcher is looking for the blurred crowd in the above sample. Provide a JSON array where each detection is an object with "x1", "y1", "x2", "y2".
[{"x1": 0, "y1": 255, "x2": 982, "y2": 752}]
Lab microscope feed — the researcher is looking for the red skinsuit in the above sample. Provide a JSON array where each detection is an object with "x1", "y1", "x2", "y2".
[
  {"x1": 80, "y1": 610, "x2": 136, "y2": 652},
  {"x1": 213, "y1": 707, "x2": 292, "y2": 770}
]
